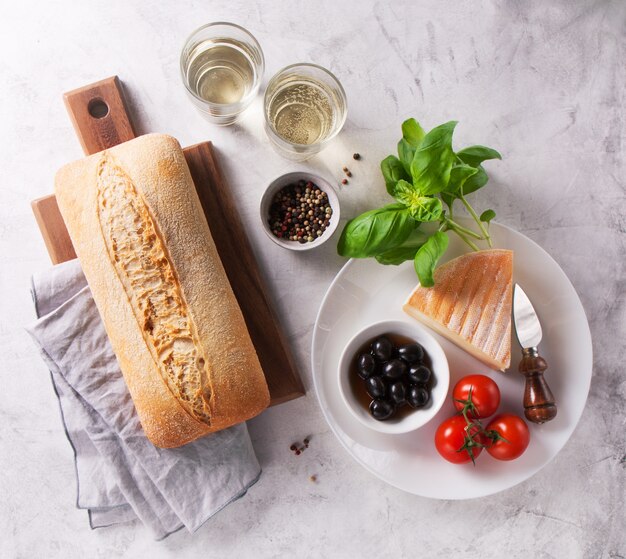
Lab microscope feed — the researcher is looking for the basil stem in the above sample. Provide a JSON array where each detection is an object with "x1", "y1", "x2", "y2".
[
  {"x1": 459, "y1": 194, "x2": 492, "y2": 247},
  {"x1": 445, "y1": 221, "x2": 480, "y2": 251},
  {"x1": 444, "y1": 218, "x2": 483, "y2": 240}
]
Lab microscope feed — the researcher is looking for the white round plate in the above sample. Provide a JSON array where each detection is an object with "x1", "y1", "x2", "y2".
[{"x1": 311, "y1": 220, "x2": 592, "y2": 499}]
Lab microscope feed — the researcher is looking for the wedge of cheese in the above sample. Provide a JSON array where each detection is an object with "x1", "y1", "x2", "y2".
[{"x1": 403, "y1": 249, "x2": 513, "y2": 371}]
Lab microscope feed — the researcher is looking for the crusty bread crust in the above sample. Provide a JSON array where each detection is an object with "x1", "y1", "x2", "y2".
[{"x1": 54, "y1": 134, "x2": 269, "y2": 447}]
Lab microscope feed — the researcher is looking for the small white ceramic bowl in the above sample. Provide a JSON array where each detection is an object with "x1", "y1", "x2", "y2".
[
  {"x1": 259, "y1": 172, "x2": 341, "y2": 251},
  {"x1": 338, "y1": 320, "x2": 450, "y2": 435}
]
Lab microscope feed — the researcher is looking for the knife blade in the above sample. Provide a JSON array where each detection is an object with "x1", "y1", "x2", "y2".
[
  {"x1": 512, "y1": 284, "x2": 557, "y2": 424},
  {"x1": 513, "y1": 284, "x2": 542, "y2": 350}
]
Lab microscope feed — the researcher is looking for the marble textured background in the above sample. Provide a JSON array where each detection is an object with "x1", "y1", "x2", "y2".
[{"x1": 1, "y1": 0, "x2": 624, "y2": 557}]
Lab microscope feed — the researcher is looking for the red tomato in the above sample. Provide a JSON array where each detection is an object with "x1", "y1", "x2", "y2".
[
  {"x1": 434, "y1": 415, "x2": 485, "y2": 464},
  {"x1": 453, "y1": 374, "x2": 501, "y2": 419},
  {"x1": 486, "y1": 414, "x2": 530, "y2": 461}
]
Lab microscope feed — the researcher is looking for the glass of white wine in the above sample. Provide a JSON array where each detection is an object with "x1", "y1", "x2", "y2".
[
  {"x1": 264, "y1": 64, "x2": 347, "y2": 160},
  {"x1": 180, "y1": 22, "x2": 264, "y2": 125}
]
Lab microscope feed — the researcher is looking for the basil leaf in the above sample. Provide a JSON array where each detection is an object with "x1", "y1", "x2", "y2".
[
  {"x1": 410, "y1": 121, "x2": 458, "y2": 195},
  {"x1": 440, "y1": 193, "x2": 454, "y2": 212},
  {"x1": 457, "y1": 145, "x2": 502, "y2": 168},
  {"x1": 401, "y1": 118, "x2": 426, "y2": 147},
  {"x1": 408, "y1": 199, "x2": 442, "y2": 222},
  {"x1": 392, "y1": 179, "x2": 417, "y2": 200},
  {"x1": 414, "y1": 231, "x2": 449, "y2": 287},
  {"x1": 397, "y1": 138, "x2": 415, "y2": 175},
  {"x1": 375, "y1": 229, "x2": 429, "y2": 265},
  {"x1": 456, "y1": 145, "x2": 500, "y2": 194},
  {"x1": 337, "y1": 203, "x2": 416, "y2": 258},
  {"x1": 446, "y1": 163, "x2": 478, "y2": 194},
  {"x1": 381, "y1": 155, "x2": 410, "y2": 196},
  {"x1": 480, "y1": 209, "x2": 496, "y2": 223},
  {"x1": 461, "y1": 164, "x2": 489, "y2": 194},
  {"x1": 377, "y1": 246, "x2": 423, "y2": 265},
  {"x1": 394, "y1": 180, "x2": 443, "y2": 222}
]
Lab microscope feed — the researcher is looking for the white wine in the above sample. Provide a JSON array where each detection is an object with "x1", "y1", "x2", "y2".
[
  {"x1": 181, "y1": 23, "x2": 264, "y2": 125},
  {"x1": 264, "y1": 64, "x2": 347, "y2": 159},
  {"x1": 267, "y1": 79, "x2": 336, "y2": 145},
  {"x1": 185, "y1": 39, "x2": 256, "y2": 105}
]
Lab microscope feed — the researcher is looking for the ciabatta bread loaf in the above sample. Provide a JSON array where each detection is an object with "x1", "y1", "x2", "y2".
[
  {"x1": 403, "y1": 249, "x2": 513, "y2": 371},
  {"x1": 54, "y1": 134, "x2": 269, "y2": 448}
]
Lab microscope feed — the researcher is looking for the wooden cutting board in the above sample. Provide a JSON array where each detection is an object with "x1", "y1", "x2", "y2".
[{"x1": 31, "y1": 76, "x2": 304, "y2": 406}]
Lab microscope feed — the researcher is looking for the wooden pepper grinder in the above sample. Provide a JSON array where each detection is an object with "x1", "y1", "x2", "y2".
[{"x1": 519, "y1": 347, "x2": 557, "y2": 424}]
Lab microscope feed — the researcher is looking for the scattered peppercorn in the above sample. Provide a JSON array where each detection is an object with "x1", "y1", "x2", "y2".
[
  {"x1": 309, "y1": 475, "x2": 317, "y2": 483},
  {"x1": 289, "y1": 436, "x2": 314, "y2": 456},
  {"x1": 341, "y1": 178, "x2": 348, "y2": 185},
  {"x1": 353, "y1": 153, "x2": 361, "y2": 160},
  {"x1": 346, "y1": 171, "x2": 352, "y2": 177},
  {"x1": 268, "y1": 181, "x2": 333, "y2": 244},
  {"x1": 342, "y1": 166, "x2": 348, "y2": 173}
]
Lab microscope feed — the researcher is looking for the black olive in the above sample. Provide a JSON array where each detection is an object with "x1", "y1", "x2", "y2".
[
  {"x1": 408, "y1": 364, "x2": 432, "y2": 385},
  {"x1": 357, "y1": 353, "x2": 377, "y2": 379},
  {"x1": 389, "y1": 381, "x2": 407, "y2": 406},
  {"x1": 369, "y1": 399, "x2": 395, "y2": 421},
  {"x1": 397, "y1": 343, "x2": 425, "y2": 363},
  {"x1": 365, "y1": 376, "x2": 387, "y2": 399},
  {"x1": 383, "y1": 358, "x2": 407, "y2": 381},
  {"x1": 407, "y1": 386, "x2": 430, "y2": 408},
  {"x1": 371, "y1": 337, "x2": 393, "y2": 361}
]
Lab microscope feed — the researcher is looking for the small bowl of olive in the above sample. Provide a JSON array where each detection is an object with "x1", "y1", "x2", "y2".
[{"x1": 337, "y1": 319, "x2": 450, "y2": 435}]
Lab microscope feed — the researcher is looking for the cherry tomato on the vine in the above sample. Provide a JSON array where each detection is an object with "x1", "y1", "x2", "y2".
[
  {"x1": 453, "y1": 374, "x2": 501, "y2": 419},
  {"x1": 486, "y1": 414, "x2": 530, "y2": 461},
  {"x1": 434, "y1": 415, "x2": 485, "y2": 464}
]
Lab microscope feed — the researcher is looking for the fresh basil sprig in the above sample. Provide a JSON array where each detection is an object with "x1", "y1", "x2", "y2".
[{"x1": 337, "y1": 118, "x2": 501, "y2": 287}]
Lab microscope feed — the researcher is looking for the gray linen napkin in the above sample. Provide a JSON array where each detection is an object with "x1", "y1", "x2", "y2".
[{"x1": 25, "y1": 260, "x2": 261, "y2": 540}]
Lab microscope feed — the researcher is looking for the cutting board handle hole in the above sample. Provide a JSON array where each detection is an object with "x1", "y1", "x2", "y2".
[{"x1": 88, "y1": 98, "x2": 109, "y2": 119}]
